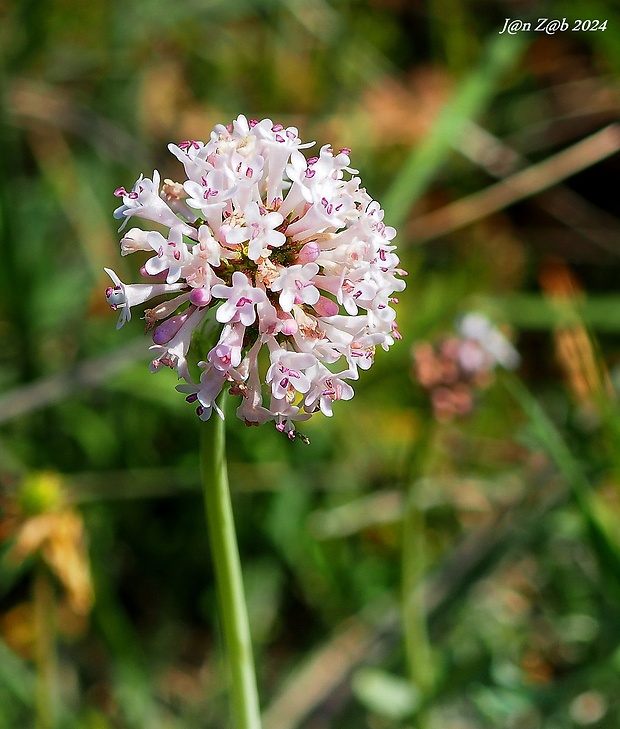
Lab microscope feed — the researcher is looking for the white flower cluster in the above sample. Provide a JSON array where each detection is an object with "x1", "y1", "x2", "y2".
[{"x1": 105, "y1": 115, "x2": 406, "y2": 439}]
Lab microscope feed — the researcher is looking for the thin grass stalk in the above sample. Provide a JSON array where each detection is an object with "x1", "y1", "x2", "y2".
[
  {"x1": 401, "y1": 425, "x2": 437, "y2": 725},
  {"x1": 402, "y1": 486, "x2": 434, "y2": 725},
  {"x1": 200, "y1": 391, "x2": 262, "y2": 729},
  {"x1": 34, "y1": 568, "x2": 56, "y2": 729}
]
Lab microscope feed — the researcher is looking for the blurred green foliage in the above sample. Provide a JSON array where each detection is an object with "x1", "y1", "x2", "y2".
[{"x1": 1, "y1": 0, "x2": 620, "y2": 728}]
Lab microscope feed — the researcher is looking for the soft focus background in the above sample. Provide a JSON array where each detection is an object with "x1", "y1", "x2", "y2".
[{"x1": 1, "y1": 0, "x2": 620, "y2": 727}]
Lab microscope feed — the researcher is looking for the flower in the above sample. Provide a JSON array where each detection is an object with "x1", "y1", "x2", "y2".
[
  {"x1": 412, "y1": 312, "x2": 519, "y2": 422},
  {"x1": 105, "y1": 116, "x2": 406, "y2": 440},
  {"x1": 211, "y1": 271, "x2": 267, "y2": 327},
  {"x1": 457, "y1": 312, "x2": 520, "y2": 371}
]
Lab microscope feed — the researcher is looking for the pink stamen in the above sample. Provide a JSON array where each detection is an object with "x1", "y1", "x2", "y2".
[{"x1": 279, "y1": 366, "x2": 300, "y2": 379}]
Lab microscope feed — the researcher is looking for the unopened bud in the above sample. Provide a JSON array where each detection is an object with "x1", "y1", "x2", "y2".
[
  {"x1": 296, "y1": 241, "x2": 320, "y2": 263},
  {"x1": 313, "y1": 296, "x2": 339, "y2": 317},
  {"x1": 190, "y1": 287, "x2": 211, "y2": 307},
  {"x1": 152, "y1": 309, "x2": 193, "y2": 345}
]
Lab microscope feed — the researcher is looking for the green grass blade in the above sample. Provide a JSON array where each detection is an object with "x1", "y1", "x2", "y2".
[
  {"x1": 383, "y1": 33, "x2": 527, "y2": 230},
  {"x1": 505, "y1": 376, "x2": 620, "y2": 596},
  {"x1": 487, "y1": 294, "x2": 620, "y2": 332}
]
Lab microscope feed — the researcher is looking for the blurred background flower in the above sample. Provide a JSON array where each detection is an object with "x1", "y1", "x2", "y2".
[{"x1": 412, "y1": 312, "x2": 519, "y2": 421}]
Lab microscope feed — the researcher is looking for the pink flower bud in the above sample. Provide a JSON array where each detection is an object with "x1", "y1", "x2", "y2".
[
  {"x1": 190, "y1": 287, "x2": 211, "y2": 307},
  {"x1": 152, "y1": 309, "x2": 192, "y2": 345},
  {"x1": 313, "y1": 296, "x2": 339, "y2": 317},
  {"x1": 278, "y1": 314, "x2": 298, "y2": 336},
  {"x1": 296, "y1": 241, "x2": 320, "y2": 264},
  {"x1": 140, "y1": 265, "x2": 168, "y2": 281}
]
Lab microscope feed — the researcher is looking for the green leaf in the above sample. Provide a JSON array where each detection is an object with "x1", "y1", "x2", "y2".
[{"x1": 383, "y1": 32, "x2": 527, "y2": 229}]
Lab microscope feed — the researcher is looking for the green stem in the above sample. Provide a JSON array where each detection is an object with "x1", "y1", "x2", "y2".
[{"x1": 200, "y1": 392, "x2": 262, "y2": 729}]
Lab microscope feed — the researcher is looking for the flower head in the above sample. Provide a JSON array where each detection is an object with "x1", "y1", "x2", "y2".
[
  {"x1": 105, "y1": 116, "x2": 406, "y2": 439},
  {"x1": 412, "y1": 312, "x2": 519, "y2": 422}
]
